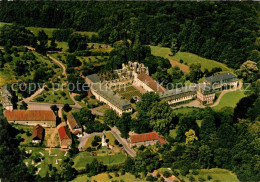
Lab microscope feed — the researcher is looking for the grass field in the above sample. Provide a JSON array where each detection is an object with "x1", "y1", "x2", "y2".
[
  {"x1": 72, "y1": 172, "x2": 140, "y2": 182},
  {"x1": 48, "y1": 40, "x2": 68, "y2": 51},
  {"x1": 27, "y1": 26, "x2": 97, "y2": 38},
  {"x1": 73, "y1": 152, "x2": 127, "y2": 170},
  {"x1": 212, "y1": 90, "x2": 245, "y2": 111},
  {"x1": 173, "y1": 52, "x2": 232, "y2": 72},
  {"x1": 177, "y1": 168, "x2": 239, "y2": 182},
  {"x1": 33, "y1": 89, "x2": 74, "y2": 105},
  {"x1": 23, "y1": 147, "x2": 66, "y2": 177},
  {"x1": 115, "y1": 85, "x2": 143, "y2": 101},
  {"x1": 150, "y1": 46, "x2": 232, "y2": 72}
]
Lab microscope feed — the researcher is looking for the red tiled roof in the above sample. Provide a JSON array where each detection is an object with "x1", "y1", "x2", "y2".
[
  {"x1": 58, "y1": 126, "x2": 72, "y2": 141},
  {"x1": 130, "y1": 132, "x2": 159, "y2": 143},
  {"x1": 73, "y1": 130, "x2": 82, "y2": 135},
  {"x1": 32, "y1": 124, "x2": 44, "y2": 140},
  {"x1": 158, "y1": 135, "x2": 167, "y2": 145},
  {"x1": 4, "y1": 110, "x2": 56, "y2": 121},
  {"x1": 137, "y1": 73, "x2": 166, "y2": 92}
]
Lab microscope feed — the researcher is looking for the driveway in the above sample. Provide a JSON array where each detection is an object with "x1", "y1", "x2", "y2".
[
  {"x1": 78, "y1": 131, "x2": 108, "y2": 151},
  {"x1": 110, "y1": 126, "x2": 136, "y2": 157}
]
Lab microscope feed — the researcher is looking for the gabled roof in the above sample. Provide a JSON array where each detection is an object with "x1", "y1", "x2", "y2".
[
  {"x1": 205, "y1": 72, "x2": 236, "y2": 83},
  {"x1": 86, "y1": 74, "x2": 101, "y2": 83},
  {"x1": 32, "y1": 124, "x2": 44, "y2": 140},
  {"x1": 92, "y1": 83, "x2": 131, "y2": 110},
  {"x1": 58, "y1": 126, "x2": 72, "y2": 141},
  {"x1": 4, "y1": 110, "x2": 56, "y2": 121},
  {"x1": 130, "y1": 132, "x2": 159, "y2": 143},
  {"x1": 67, "y1": 112, "x2": 81, "y2": 130},
  {"x1": 137, "y1": 73, "x2": 166, "y2": 92}
]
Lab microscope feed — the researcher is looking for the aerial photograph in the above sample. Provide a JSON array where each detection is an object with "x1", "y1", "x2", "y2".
[{"x1": 0, "y1": 1, "x2": 259, "y2": 182}]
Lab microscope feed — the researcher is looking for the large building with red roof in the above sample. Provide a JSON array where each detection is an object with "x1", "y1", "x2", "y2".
[
  {"x1": 58, "y1": 126, "x2": 72, "y2": 149},
  {"x1": 129, "y1": 132, "x2": 166, "y2": 147},
  {"x1": 134, "y1": 73, "x2": 166, "y2": 93},
  {"x1": 4, "y1": 110, "x2": 56, "y2": 127}
]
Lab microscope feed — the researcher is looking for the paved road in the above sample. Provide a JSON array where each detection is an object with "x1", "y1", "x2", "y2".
[
  {"x1": 110, "y1": 126, "x2": 136, "y2": 157},
  {"x1": 78, "y1": 131, "x2": 109, "y2": 151}
]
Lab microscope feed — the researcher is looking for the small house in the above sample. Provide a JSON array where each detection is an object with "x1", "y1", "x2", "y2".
[{"x1": 32, "y1": 124, "x2": 44, "y2": 144}]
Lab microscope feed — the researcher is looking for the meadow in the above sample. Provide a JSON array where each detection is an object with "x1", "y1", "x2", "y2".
[
  {"x1": 150, "y1": 46, "x2": 232, "y2": 72},
  {"x1": 73, "y1": 151, "x2": 127, "y2": 170}
]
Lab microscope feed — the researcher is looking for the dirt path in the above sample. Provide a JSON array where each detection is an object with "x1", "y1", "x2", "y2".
[{"x1": 169, "y1": 58, "x2": 190, "y2": 73}]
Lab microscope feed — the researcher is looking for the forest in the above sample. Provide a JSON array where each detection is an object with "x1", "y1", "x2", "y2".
[{"x1": 0, "y1": 2, "x2": 259, "y2": 69}]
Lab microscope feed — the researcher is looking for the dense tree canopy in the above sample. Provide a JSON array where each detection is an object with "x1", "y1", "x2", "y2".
[{"x1": 0, "y1": 2, "x2": 259, "y2": 68}]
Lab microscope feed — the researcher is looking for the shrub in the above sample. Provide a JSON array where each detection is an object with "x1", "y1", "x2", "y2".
[
  {"x1": 192, "y1": 170, "x2": 199, "y2": 175},
  {"x1": 198, "y1": 177, "x2": 206, "y2": 182},
  {"x1": 74, "y1": 95, "x2": 81, "y2": 101},
  {"x1": 60, "y1": 91, "x2": 66, "y2": 97},
  {"x1": 36, "y1": 96, "x2": 44, "y2": 102},
  {"x1": 163, "y1": 171, "x2": 171, "y2": 178},
  {"x1": 207, "y1": 175, "x2": 212, "y2": 180},
  {"x1": 180, "y1": 59, "x2": 184, "y2": 63}
]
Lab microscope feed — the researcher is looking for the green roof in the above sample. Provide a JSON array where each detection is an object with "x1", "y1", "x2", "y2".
[
  {"x1": 92, "y1": 83, "x2": 131, "y2": 110},
  {"x1": 86, "y1": 74, "x2": 101, "y2": 83}
]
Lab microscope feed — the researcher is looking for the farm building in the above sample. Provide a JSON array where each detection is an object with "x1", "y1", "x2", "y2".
[
  {"x1": 32, "y1": 124, "x2": 44, "y2": 144},
  {"x1": 129, "y1": 132, "x2": 166, "y2": 147},
  {"x1": 67, "y1": 112, "x2": 83, "y2": 137},
  {"x1": 4, "y1": 110, "x2": 56, "y2": 127},
  {"x1": 58, "y1": 126, "x2": 72, "y2": 149}
]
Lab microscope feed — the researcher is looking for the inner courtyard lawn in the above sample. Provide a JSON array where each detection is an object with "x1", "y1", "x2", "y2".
[{"x1": 114, "y1": 85, "x2": 143, "y2": 101}]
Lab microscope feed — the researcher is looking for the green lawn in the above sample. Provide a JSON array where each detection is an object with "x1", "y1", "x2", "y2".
[
  {"x1": 33, "y1": 89, "x2": 74, "y2": 105},
  {"x1": 176, "y1": 168, "x2": 239, "y2": 182},
  {"x1": 26, "y1": 27, "x2": 59, "y2": 37},
  {"x1": 173, "y1": 52, "x2": 232, "y2": 72},
  {"x1": 212, "y1": 90, "x2": 245, "y2": 111},
  {"x1": 48, "y1": 40, "x2": 68, "y2": 52},
  {"x1": 73, "y1": 152, "x2": 127, "y2": 170},
  {"x1": 23, "y1": 147, "x2": 66, "y2": 177},
  {"x1": 76, "y1": 31, "x2": 98, "y2": 37},
  {"x1": 115, "y1": 85, "x2": 143, "y2": 101},
  {"x1": 72, "y1": 172, "x2": 140, "y2": 182},
  {"x1": 0, "y1": 22, "x2": 11, "y2": 28},
  {"x1": 150, "y1": 46, "x2": 232, "y2": 72}
]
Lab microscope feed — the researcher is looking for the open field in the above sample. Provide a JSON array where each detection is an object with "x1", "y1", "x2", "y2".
[
  {"x1": 173, "y1": 52, "x2": 232, "y2": 72},
  {"x1": 26, "y1": 26, "x2": 97, "y2": 38},
  {"x1": 33, "y1": 89, "x2": 74, "y2": 105},
  {"x1": 115, "y1": 85, "x2": 143, "y2": 101},
  {"x1": 48, "y1": 40, "x2": 68, "y2": 52},
  {"x1": 176, "y1": 168, "x2": 239, "y2": 182},
  {"x1": 73, "y1": 151, "x2": 127, "y2": 170},
  {"x1": 212, "y1": 90, "x2": 245, "y2": 111},
  {"x1": 23, "y1": 147, "x2": 66, "y2": 177},
  {"x1": 150, "y1": 46, "x2": 232, "y2": 72},
  {"x1": 72, "y1": 172, "x2": 140, "y2": 182}
]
